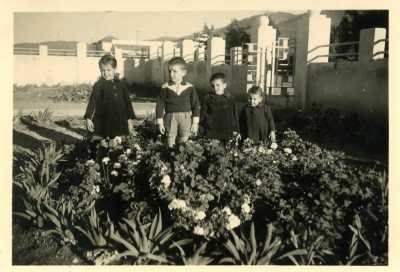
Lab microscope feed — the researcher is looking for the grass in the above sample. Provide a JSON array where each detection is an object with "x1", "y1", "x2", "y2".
[{"x1": 12, "y1": 223, "x2": 83, "y2": 265}]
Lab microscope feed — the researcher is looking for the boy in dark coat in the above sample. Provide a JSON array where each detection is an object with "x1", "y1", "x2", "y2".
[
  {"x1": 84, "y1": 54, "x2": 136, "y2": 139},
  {"x1": 200, "y1": 72, "x2": 239, "y2": 142},
  {"x1": 239, "y1": 86, "x2": 276, "y2": 145}
]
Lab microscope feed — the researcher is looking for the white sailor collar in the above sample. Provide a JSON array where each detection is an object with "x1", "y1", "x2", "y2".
[{"x1": 162, "y1": 81, "x2": 193, "y2": 93}]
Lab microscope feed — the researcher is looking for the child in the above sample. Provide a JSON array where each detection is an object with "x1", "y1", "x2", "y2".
[
  {"x1": 84, "y1": 54, "x2": 136, "y2": 139},
  {"x1": 200, "y1": 72, "x2": 238, "y2": 142},
  {"x1": 239, "y1": 86, "x2": 276, "y2": 145},
  {"x1": 156, "y1": 57, "x2": 201, "y2": 147}
]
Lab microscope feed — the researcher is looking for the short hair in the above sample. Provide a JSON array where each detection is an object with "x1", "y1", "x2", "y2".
[
  {"x1": 248, "y1": 86, "x2": 263, "y2": 96},
  {"x1": 210, "y1": 72, "x2": 226, "y2": 83},
  {"x1": 168, "y1": 57, "x2": 187, "y2": 70},
  {"x1": 99, "y1": 54, "x2": 117, "y2": 68}
]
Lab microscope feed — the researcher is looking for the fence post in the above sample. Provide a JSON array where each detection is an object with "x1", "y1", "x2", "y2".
[
  {"x1": 161, "y1": 41, "x2": 175, "y2": 82},
  {"x1": 250, "y1": 15, "x2": 276, "y2": 94},
  {"x1": 206, "y1": 36, "x2": 226, "y2": 78},
  {"x1": 39, "y1": 45, "x2": 48, "y2": 57},
  {"x1": 358, "y1": 28, "x2": 387, "y2": 62},
  {"x1": 114, "y1": 47, "x2": 124, "y2": 78},
  {"x1": 181, "y1": 39, "x2": 196, "y2": 62},
  {"x1": 293, "y1": 10, "x2": 331, "y2": 110}
]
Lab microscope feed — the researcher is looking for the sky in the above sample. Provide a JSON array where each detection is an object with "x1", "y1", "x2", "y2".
[{"x1": 14, "y1": 10, "x2": 306, "y2": 44}]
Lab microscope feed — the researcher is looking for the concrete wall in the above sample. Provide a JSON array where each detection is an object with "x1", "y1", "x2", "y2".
[
  {"x1": 306, "y1": 59, "x2": 388, "y2": 123},
  {"x1": 14, "y1": 55, "x2": 101, "y2": 85}
]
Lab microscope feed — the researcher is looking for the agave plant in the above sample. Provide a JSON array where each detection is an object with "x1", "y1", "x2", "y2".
[
  {"x1": 109, "y1": 209, "x2": 190, "y2": 265},
  {"x1": 277, "y1": 230, "x2": 332, "y2": 265},
  {"x1": 41, "y1": 199, "x2": 77, "y2": 245},
  {"x1": 218, "y1": 222, "x2": 283, "y2": 265},
  {"x1": 174, "y1": 241, "x2": 214, "y2": 265},
  {"x1": 75, "y1": 208, "x2": 111, "y2": 248},
  {"x1": 14, "y1": 143, "x2": 63, "y2": 201},
  {"x1": 13, "y1": 198, "x2": 46, "y2": 228},
  {"x1": 31, "y1": 108, "x2": 54, "y2": 123}
]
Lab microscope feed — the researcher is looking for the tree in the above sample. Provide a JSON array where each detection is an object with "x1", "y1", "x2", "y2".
[
  {"x1": 224, "y1": 19, "x2": 251, "y2": 50},
  {"x1": 333, "y1": 10, "x2": 388, "y2": 59}
]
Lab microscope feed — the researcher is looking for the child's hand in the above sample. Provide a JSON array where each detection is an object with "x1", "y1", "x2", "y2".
[
  {"x1": 269, "y1": 131, "x2": 276, "y2": 143},
  {"x1": 128, "y1": 119, "x2": 134, "y2": 134},
  {"x1": 86, "y1": 119, "x2": 94, "y2": 132},
  {"x1": 191, "y1": 123, "x2": 199, "y2": 136},
  {"x1": 158, "y1": 123, "x2": 166, "y2": 135}
]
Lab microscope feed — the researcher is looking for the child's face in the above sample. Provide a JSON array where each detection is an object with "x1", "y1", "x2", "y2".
[
  {"x1": 169, "y1": 64, "x2": 187, "y2": 83},
  {"x1": 249, "y1": 93, "x2": 263, "y2": 107},
  {"x1": 211, "y1": 79, "x2": 227, "y2": 95},
  {"x1": 100, "y1": 63, "x2": 116, "y2": 80}
]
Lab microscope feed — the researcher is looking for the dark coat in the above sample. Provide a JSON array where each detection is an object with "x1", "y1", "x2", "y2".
[
  {"x1": 200, "y1": 92, "x2": 239, "y2": 141},
  {"x1": 84, "y1": 77, "x2": 136, "y2": 138},
  {"x1": 238, "y1": 103, "x2": 276, "y2": 144}
]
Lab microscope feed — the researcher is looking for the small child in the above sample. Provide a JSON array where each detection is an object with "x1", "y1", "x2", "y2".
[
  {"x1": 84, "y1": 54, "x2": 136, "y2": 139},
  {"x1": 239, "y1": 86, "x2": 276, "y2": 145},
  {"x1": 200, "y1": 72, "x2": 238, "y2": 142},
  {"x1": 156, "y1": 57, "x2": 201, "y2": 147}
]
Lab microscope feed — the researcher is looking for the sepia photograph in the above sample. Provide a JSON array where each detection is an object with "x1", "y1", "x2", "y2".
[{"x1": 8, "y1": 6, "x2": 390, "y2": 267}]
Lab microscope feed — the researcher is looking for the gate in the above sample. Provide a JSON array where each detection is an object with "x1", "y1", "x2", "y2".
[{"x1": 244, "y1": 37, "x2": 296, "y2": 100}]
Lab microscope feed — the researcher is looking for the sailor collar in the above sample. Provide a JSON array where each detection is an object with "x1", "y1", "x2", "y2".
[{"x1": 163, "y1": 81, "x2": 193, "y2": 93}]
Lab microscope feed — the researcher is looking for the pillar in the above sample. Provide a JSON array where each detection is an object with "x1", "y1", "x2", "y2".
[
  {"x1": 293, "y1": 10, "x2": 331, "y2": 109},
  {"x1": 206, "y1": 36, "x2": 226, "y2": 79},
  {"x1": 181, "y1": 39, "x2": 196, "y2": 62},
  {"x1": 250, "y1": 16, "x2": 277, "y2": 93},
  {"x1": 114, "y1": 47, "x2": 124, "y2": 78},
  {"x1": 359, "y1": 28, "x2": 387, "y2": 62},
  {"x1": 39, "y1": 45, "x2": 48, "y2": 56}
]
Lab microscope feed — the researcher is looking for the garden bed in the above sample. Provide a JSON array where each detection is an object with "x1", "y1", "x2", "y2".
[{"x1": 12, "y1": 115, "x2": 388, "y2": 265}]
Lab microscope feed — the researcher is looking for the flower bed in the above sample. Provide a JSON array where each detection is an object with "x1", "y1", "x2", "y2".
[{"x1": 13, "y1": 119, "x2": 388, "y2": 265}]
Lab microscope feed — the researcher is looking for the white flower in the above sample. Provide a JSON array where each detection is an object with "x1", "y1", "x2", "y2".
[
  {"x1": 241, "y1": 202, "x2": 251, "y2": 214},
  {"x1": 102, "y1": 157, "x2": 110, "y2": 164},
  {"x1": 113, "y1": 162, "x2": 121, "y2": 169},
  {"x1": 226, "y1": 214, "x2": 241, "y2": 230},
  {"x1": 85, "y1": 159, "x2": 95, "y2": 166},
  {"x1": 91, "y1": 185, "x2": 100, "y2": 195},
  {"x1": 161, "y1": 175, "x2": 172, "y2": 188},
  {"x1": 270, "y1": 143, "x2": 278, "y2": 150},
  {"x1": 233, "y1": 152, "x2": 238, "y2": 157},
  {"x1": 193, "y1": 226, "x2": 205, "y2": 236},
  {"x1": 111, "y1": 170, "x2": 118, "y2": 176},
  {"x1": 125, "y1": 148, "x2": 132, "y2": 155},
  {"x1": 134, "y1": 144, "x2": 141, "y2": 151},
  {"x1": 284, "y1": 148, "x2": 292, "y2": 154},
  {"x1": 266, "y1": 149, "x2": 273, "y2": 155},
  {"x1": 255, "y1": 179, "x2": 262, "y2": 186},
  {"x1": 258, "y1": 146, "x2": 266, "y2": 154},
  {"x1": 118, "y1": 154, "x2": 128, "y2": 162},
  {"x1": 292, "y1": 155, "x2": 298, "y2": 161},
  {"x1": 194, "y1": 210, "x2": 206, "y2": 221},
  {"x1": 114, "y1": 136, "x2": 122, "y2": 145},
  {"x1": 222, "y1": 206, "x2": 232, "y2": 215},
  {"x1": 168, "y1": 199, "x2": 187, "y2": 210},
  {"x1": 243, "y1": 194, "x2": 251, "y2": 204}
]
